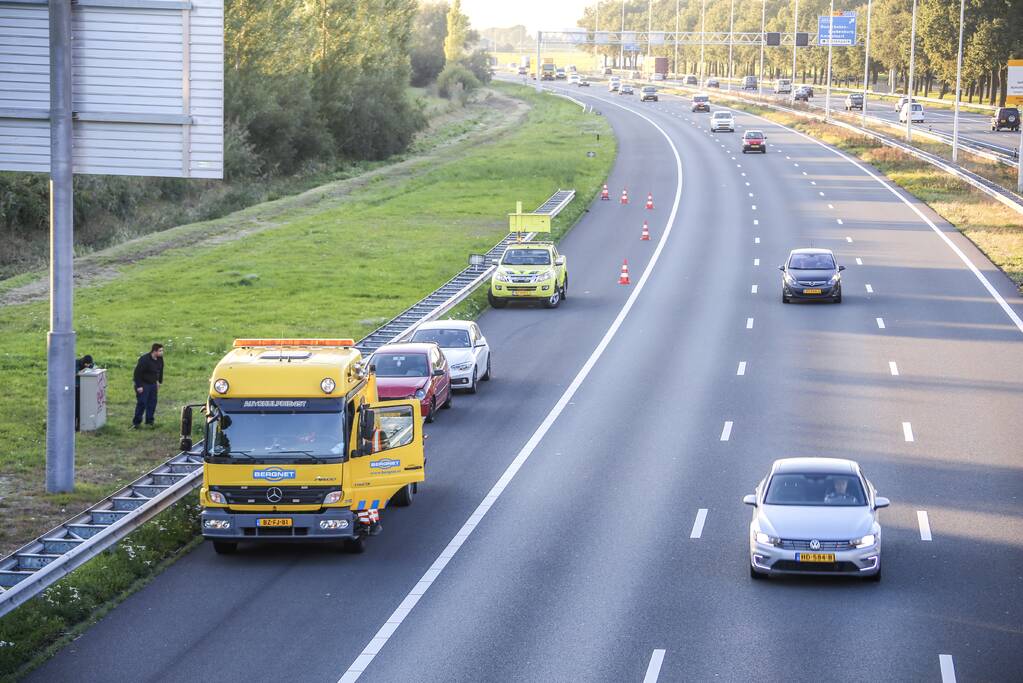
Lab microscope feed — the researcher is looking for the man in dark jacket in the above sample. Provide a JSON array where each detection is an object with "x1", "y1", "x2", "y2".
[{"x1": 132, "y1": 343, "x2": 164, "y2": 428}]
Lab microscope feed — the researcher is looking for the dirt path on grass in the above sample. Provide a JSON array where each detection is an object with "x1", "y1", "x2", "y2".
[{"x1": 0, "y1": 90, "x2": 529, "y2": 309}]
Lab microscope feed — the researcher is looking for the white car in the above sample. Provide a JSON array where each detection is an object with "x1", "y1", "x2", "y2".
[
  {"x1": 608, "y1": 77, "x2": 621, "y2": 92},
  {"x1": 567, "y1": 73, "x2": 580, "y2": 85},
  {"x1": 899, "y1": 102, "x2": 924, "y2": 123},
  {"x1": 775, "y1": 79, "x2": 792, "y2": 94},
  {"x1": 711, "y1": 111, "x2": 735, "y2": 132},
  {"x1": 408, "y1": 320, "x2": 491, "y2": 394}
]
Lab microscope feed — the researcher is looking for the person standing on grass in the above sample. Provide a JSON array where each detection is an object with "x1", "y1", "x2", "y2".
[{"x1": 132, "y1": 343, "x2": 164, "y2": 428}]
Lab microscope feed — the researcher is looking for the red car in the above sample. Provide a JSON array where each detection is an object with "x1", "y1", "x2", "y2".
[
  {"x1": 370, "y1": 342, "x2": 452, "y2": 423},
  {"x1": 742, "y1": 130, "x2": 767, "y2": 154}
]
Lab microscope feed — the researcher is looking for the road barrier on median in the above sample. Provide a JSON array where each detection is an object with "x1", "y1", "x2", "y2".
[{"x1": 0, "y1": 189, "x2": 576, "y2": 619}]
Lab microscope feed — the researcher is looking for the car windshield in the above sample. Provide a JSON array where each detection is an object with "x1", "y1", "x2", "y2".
[
  {"x1": 411, "y1": 328, "x2": 470, "y2": 349},
  {"x1": 209, "y1": 410, "x2": 345, "y2": 460},
  {"x1": 788, "y1": 253, "x2": 835, "y2": 269},
  {"x1": 372, "y1": 352, "x2": 429, "y2": 377},
  {"x1": 713, "y1": 113, "x2": 730, "y2": 119},
  {"x1": 643, "y1": 87, "x2": 655, "y2": 92},
  {"x1": 694, "y1": 96, "x2": 708, "y2": 102},
  {"x1": 764, "y1": 473, "x2": 867, "y2": 506},
  {"x1": 503, "y1": 248, "x2": 551, "y2": 265},
  {"x1": 745, "y1": 131, "x2": 764, "y2": 138}
]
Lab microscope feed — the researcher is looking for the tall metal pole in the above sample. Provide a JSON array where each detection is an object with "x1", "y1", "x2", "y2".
[
  {"x1": 647, "y1": 0, "x2": 652, "y2": 58},
  {"x1": 905, "y1": 0, "x2": 918, "y2": 141},
  {"x1": 675, "y1": 0, "x2": 680, "y2": 78},
  {"x1": 727, "y1": 0, "x2": 735, "y2": 91},
  {"x1": 861, "y1": 0, "x2": 873, "y2": 127},
  {"x1": 46, "y1": 0, "x2": 76, "y2": 493},
  {"x1": 824, "y1": 0, "x2": 835, "y2": 120},
  {"x1": 596, "y1": 1, "x2": 601, "y2": 69},
  {"x1": 758, "y1": 0, "x2": 766, "y2": 96},
  {"x1": 790, "y1": 0, "x2": 800, "y2": 100},
  {"x1": 699, "y1": 0, "x2": 706, "y2": 83},
  {"x1": 535, "y1": 30, "x2": 542, "y2": 93},
  {"x1": 951, "y1": 0, "x2": 965, "y2": 163},
  {"x1": 620, "y1": 0, "x2": 625, "y2": 68}
]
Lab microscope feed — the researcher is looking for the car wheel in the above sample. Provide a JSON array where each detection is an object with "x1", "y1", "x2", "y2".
[
  {"x1": 212, "y1": 541, "x2": 237, "y2": 555},
  {"x1": 833, "y1": 289, "x2": 842, "y2": 304},
  {"x1": 467, "y1": 369, "x2": 478, "y2": 394},
  {"x1": 481, "y1": 355, "x2": 492, "y2": 381},
  {"x1": 543, "y1": 287, "x2": 561, "y2": 309},
  {"x1": 425, "y1": 398, "x2": 436, "y2": 423},
  {"x1": 866, "y1": 566, "x2": 881, "y2": 582},
  {"x1": 441, "y1": 387, "x2": 452, "y2": 409},
  {"x1": 391, "y1": 483, "x2": 415, "y2": 507},
  {"x1": 750, "y1": 564, "x2": 766, "y2": 580},
  {"x1": 487, "y1": 290, "x2": 507, "y2": 308},
  {"x1": 742, "y1": 149, "x2": 747, "y2": 154},
  {"x1": 782, "y1": 292, "x2": 790, "y2": 304}
]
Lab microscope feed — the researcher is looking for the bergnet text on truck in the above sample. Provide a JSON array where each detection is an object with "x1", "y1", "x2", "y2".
[{"x1": 182, "y1": 338, "x2": 426, "y2": 554}]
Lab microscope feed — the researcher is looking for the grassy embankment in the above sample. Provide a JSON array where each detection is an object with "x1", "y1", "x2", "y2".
[{"x1": 0, "y1": 82, "x2": 614, "y2": 679}]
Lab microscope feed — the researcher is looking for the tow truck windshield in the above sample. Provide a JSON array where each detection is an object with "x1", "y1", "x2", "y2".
[
  {"x1": 208, "y1": 410, "x2": 345, "y2": 462},
  {"x1": 503, "y1": 249, "x2": 551, "y2": 265}
]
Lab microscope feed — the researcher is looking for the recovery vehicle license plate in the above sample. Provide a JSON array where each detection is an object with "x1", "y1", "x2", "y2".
[
  {"x1": 796, "y1": 552, "x2": 835, "y2": 563},
  {"x1": 257, "y1": 518, "x2": 293, "y2": 527}
]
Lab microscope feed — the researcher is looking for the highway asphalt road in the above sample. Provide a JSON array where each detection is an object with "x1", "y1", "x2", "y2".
[{"x1": 28, "y1": 80, "x2": 1023, "y2": 682}]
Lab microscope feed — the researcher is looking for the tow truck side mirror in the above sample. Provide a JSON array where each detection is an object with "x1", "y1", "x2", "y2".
[
  {"x1": 359, "y1": 408, "x2": 376, "y2": 449},
  {"x1": 180, "y1": 405, "x2": 193, "y2": 452},
  {"x1": 554, "y1": 256, "x2": 565, "y2": 266}
]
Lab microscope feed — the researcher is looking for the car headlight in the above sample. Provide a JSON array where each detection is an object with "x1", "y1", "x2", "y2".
[
  {"x1": 783, "y1": 271, "x2": 796, "y2": 284},
  {"x1": 533, "y1": 271, "x2": 553, "y2": 282},
  {"x1": 452, "y1": 361, "x2": 473, "y2": 371},
  {"x1": 323, "y1": 490, "x2": 343, "y2": 505},
  {"x1": 755, "y1": 532, "x2": 781, "y2": 546},
  {"x1": 494, "y1": 270, "x2": 511, "y2": 283},
  {"x1": 414, "y1": 388, "x2": 426, "y2": 399},
  {"x1": 208, "y1": 490, "x2": 226, "y2": 505},
  {"x1": 829, "y1": 273, "x2": 841, "y2": 284},
  {"x1": 850, "y1": 534, "x2": 876, "y2": 548},
  {"x1": 213, "y1": 378, "x2": 229, "y2": 394}
]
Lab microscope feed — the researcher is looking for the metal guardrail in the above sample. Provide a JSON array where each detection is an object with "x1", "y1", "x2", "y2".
[{"x1": 0, "y1": 189, "x2": 576, "y2": 619}]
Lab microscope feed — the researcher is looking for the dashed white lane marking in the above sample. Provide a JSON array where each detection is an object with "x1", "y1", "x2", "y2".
[
  {"x1": 865, "y1": 284, "x2": 874, "y2": 293},
  {"x1": 846, "y1": 236, "x2": 853, "y2": 243},
  {"x1": 737, "y1": 361, "x2": 747, "y2": 376},
  {"x1": 903, "y1": 422, "x2": 915, "y2": 442},
  {"x1": 720, "y1": 421, "x2": 734, "y2": 441},
  {"x1": 918, "y1": 511, "x2": 933, "y2": 541},
  {"x1": 810, "y1": 180, "x2": 816, "y2": 185},
  {"x1": 745, "y1": 181, "x2": 751, "y2": 186},
  {"x1": 837, "y1": 218, "x2": 844, "y2": 225},
  {"x1": 746, "y1": 317, "x2": 754, "y2": 329},
  {"x1": 801, "y1": 171, "x2": 807, "y2": 176},
  {"x1": 753, "y1": 258, "x2": 760, "y2": 266},
  {"x1": 690, "y1": 509, "x2": 709, "y2": 538},
  {"x1": 754, "y1": 237, "x2": 761, "y2": 244},
  {"x1": 753, "y1": 219, "x2": 759, "y2": 225},
  {"x1": 736, "y1": 164, "x2": 742, "y2": 168},
  {"x1": 876, "y1": 317, "x2": 886, "y2": 329},
  {"x1": 336, "y1": 94, "x2": 687, "y2": 683},
  {"x1": 793, "y1": 162, "x2": 799, "y2": 167},
  {"x1": 751, "y1": 284, "x2": 758, "y2": 294},
  {"x1": 818, "y1": 191, "x2": 825, "y2": 197},
  {"x1": 785, "y1": 155, "x2": 791, "y2": 159},
  {"x1": 938, "y1": 655, "x2": 956, "y2": 683},
  {"x1": 740, "y1": 172, "x2": 746, "y2": 177},
  {"x1": 644, "y1": 650, "x2": 666, "y2": 683},
  {"x1": 889, "y1": 361, "x2": 899, "y2": 376},
  {"x1": 856, "y1": 257, "x2": 863, "y2": 265},
  {"x1": 751, "y1": 204, "x2": 757, "y2": 210},
  {"x1": 731, "y1": 156, "x2": 737, "y2": 160},
  {"x1": 748, "y1": 192, "x2": 754, "y2": 197},
  {"x1": 828, "y1": 203, "x2": 835, "y2": 209}
]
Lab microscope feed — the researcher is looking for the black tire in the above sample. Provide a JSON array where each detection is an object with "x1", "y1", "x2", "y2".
[
  {"x1": 543, "y1": 287, "x2": 561, "y2": 309},
  {"x1": 742, "y1": 149, "x2": 747, "y2": 154},
  {"x1": 782, "y1": 292, "x2": 790, "y2": 304},
  {"x1": 561, "y1": 276, "x2": 568, "y2": 301},
  {"x1": 391, "y1": 483, "x2": 414, "y2": 507},
  {"x1": 833, "y1": 289, "x2": 842, "y2": 304},
  {"x1": 487, "y1": 290, "x2": 507, "y2": 308},
  {"x1": 212, "y1": 541, "x2": 237, "y2": 555},
  {"x1": 866, "y1": 566, "x2": 881, "y2": 582},
  {"x1": 425, "y1": 398, "x2": 436, "y2": 423},
  {"x1": 481, "y1": 355, "x2": 492, "y2": 381},
  {"x1": 441, "y1": 387, "x2": 452, "y2": 408},
  {"x1": 467, "y1": 369, "x2": 478, "y2": 394},
  {"x1": 344, "y1": 536, "x2": 366, "y2": 554},
  {"x1": 750, "y1": 564, "x2": 766, "y2": 580}
]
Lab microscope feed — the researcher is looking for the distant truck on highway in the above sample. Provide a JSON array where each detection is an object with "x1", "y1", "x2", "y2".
[
  {"x1": 645, "y1": 56, "x2": 668, "y2": 81},
  {"x1": 183, "y1": 338, "x2": 426, "y2": 554},
  {"x1": 541, "y1": 57, "x2": 556, "y2": 81}
]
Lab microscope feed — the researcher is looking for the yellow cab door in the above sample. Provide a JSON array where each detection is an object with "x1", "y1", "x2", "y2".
[{"x1": 346, "y1": 400, "x2": 424, "y2": 510}]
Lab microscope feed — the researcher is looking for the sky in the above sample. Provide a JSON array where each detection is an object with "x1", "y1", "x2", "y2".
[{"x1": 460, "y1": 0, "x2": 590, "y2": 34}]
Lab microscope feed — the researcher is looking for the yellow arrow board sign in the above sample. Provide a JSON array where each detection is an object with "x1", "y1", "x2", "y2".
[
  {"x1": 1008, "y1": 60, "x2": 1023, "y2": 106},
  {"x1": 508, "y1": 212, "x2": 552, "y2": 233}
]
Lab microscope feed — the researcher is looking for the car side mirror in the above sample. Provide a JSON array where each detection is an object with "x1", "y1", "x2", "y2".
[
  {"x1": 475, "y1": 338, "x2": 486, "y2": 348},
  {"x1": 874, "y1": 496, "x2": 890, "y2": 509},
  {"x1": 839, "y1": 265, "x2": 846, "y2": 271},
  {"x1": 777, "y1": 265, "x2": 785, "y2": 272},
  {"x1": 743, "y1": 494, "x2": 757, "y2": 506},
  {"x1": 432, "y1": 368, "x2": 445, "y2": 377}
]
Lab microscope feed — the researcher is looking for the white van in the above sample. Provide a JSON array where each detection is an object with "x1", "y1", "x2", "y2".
[
  {"x1": 608, "y1": 76, "x2": 621, "y2": 92},
  {"x1": 899, "y1": 102, "x2": 924, "y2": 123},
  {"x1": 775, "y1": 79, "x2": 792, "y2": 94}
]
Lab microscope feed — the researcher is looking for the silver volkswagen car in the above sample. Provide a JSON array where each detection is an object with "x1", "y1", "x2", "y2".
[{"x1": 744, "y1": 458, "x2": 889, "y2": 581}]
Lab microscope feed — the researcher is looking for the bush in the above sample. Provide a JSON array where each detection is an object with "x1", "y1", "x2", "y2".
[
  {"x1": 437, "y1": 64, "x2": 481, "y2": 102},
  {"x1": 461, "y1": 49, "x2": 493, "y2": 85}
]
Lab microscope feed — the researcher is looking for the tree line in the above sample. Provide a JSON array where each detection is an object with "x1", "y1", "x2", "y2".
[{"x1": 577, "y1": 0, "x2": 1022, "y2": 104}]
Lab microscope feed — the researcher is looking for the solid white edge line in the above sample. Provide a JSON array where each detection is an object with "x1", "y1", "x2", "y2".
[
  {"x1": 918, "y1": 510, "x2": 933, "y2": 541},
  {"x1": 889, "y1": 361, "x2": 899, "y2": 376},
  {"x1": 715, "y1": 101, "x2": 1023, "y2": 337},
  {"x1": 903, "y1": 421, "x2": 915, "y2": 442},
  {"x1": 720, "y1": 421, "x2": 733, "y2": 441},
  {"x1": 737, "y1": 361, "x2": 747, "y2": 376},
  {"x1": 336, "y1": 93, "x2": 686, "y2": 683},
  {"x1": 644, "y1": 649, "x2": 667, "y2": 683},
  {"x1": 938, "y1": 655, "x2": 956, "y2": 683},
  {"x1": 690, "y1": 509, "x2": 708, "y2": 539}
]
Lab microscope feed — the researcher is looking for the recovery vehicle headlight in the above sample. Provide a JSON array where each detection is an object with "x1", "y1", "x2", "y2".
[
  {"x1": 204, "y1": 518, "x2": 231, "y2": 530},
  {"x1": 533, "y1": 271, "x2": 554, "y2": 282},
  {"x1": 494, "y1": 270, "x2": 511, "y2": 282},
  {"x1": 322, "y1": 490, "x2": 343, "y2": 504},
  {"x1": 213, "y1": 378, "x2": 229, "y2": 394},
  {"x1": 320, "y1": 377, "x2": 336, "y2": 394},
  {"x1": 208, "y1": 490, "x2": 226, "y2": 505}
]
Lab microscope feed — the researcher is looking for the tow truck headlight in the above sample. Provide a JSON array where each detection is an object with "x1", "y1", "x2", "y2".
[
  {"x1": 213, "y1": 378, "x2": 229, "y2": 394},
  {"x1": 319, "y1": 519, "x2": 349, "y2": 530},
  {"x1": 320, "y1": 377, "x2": 336, "y2": 394},
  {"x1": 494, "y1": 270, "x2": 511, "y2": 283},
  {"x1": 850, "y1": 534, "x2": 876, "y2": 548},
  {"x1": 204, "y1": 518, "x2": 231, "y2": 530},
  {"x1": 323, "y1": 490, "x2": 343, "y2": 504},
  {"x1": 208, "y1": 490, "x2": 226, "y2": 505},
  {"x1": 414, "y1": 388, "x2": 426, "y2": 399},
  {"x1": 533, "y1": 271, "x2": 553, "y2": 282}
]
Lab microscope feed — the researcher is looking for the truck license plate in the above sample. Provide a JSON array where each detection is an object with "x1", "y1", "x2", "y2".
[{"x1": 257, "y1": 518, "x2": 292, "y2": 527}]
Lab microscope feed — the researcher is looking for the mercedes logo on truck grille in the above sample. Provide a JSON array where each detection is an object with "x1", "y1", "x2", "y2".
[{"x1": 266, "y1": 487, "x2": 283, "y2": 503}]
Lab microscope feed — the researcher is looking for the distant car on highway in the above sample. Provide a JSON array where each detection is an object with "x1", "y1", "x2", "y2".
[
  {"x1": 705, "y1": 78, "x2": 720, "y2": 88},
  {"x1": 685, "y1": 74, "x2": 699, "y2": 85},
  {"x1": 710, "y1": 111, "x2": 734, "y2": 132},
  {"x1": 779, "y1": 248, "x2": 844, "y2": 303},
  {"x1": 895, "y1": 95, "x2": 916, "y2": 112},
  {"x1": 640, "y1": 86, "x2": 658, "y2": 102},
  {"x1": 371, "y1": 342, "x2": 452, "y2": 423},
  {"x1": 742, "y1": 75, "x2": 758, "y2": 90},
  {"x1": 899, "y1": 102, "x2": 925, "y2": 123},
  {"x1": 844, "y1": 93, "x2": 864, "y2": 111},
  {"x1": 608, "y1": 77, "x2": 621, "y2": 92},
  {"x1": 517, "y1": 66, "x2": 527, "y2": 76},
  {"x1": 691, "y1": 94, "x2": 710, "y2": 112},
  {"x1": 744, "y1": 457, "x2": 888, "y2": 581},
  {"x1": 408, "y1": 321, "x2": 491, "y2": 394},
  {"x1": 741, "y1": 129, "x2": 766, "y2": 153},
  {"x1": 619, "y1": 84, "x2": 634, "y2": 96},
  {"x1": 556, "y1": 68, "x2": 566, "y2": 80},
  {"x1": 775, "y1": 79, "x2": 792, "y2": 94},
  {"x1": 567, "y1": 73, "x2": 580, "y2": 85},
  {"x1": 991, "y1": 107, "x2": 1020, "y2": 132},
  {"x1": 793, "y1": 86, "x2": 812, "y2": 102},
  {"x1": 577, "y1": 78, "x2": 590, "y2": 87}
]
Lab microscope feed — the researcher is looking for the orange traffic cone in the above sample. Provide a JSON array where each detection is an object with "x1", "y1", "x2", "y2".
[
  {"x1": 600, "y1": 184, "x2": 610, "y2": 200},
  {"x1": 618, "y1": 259, "x2": 631, "y2": 285},
  {"x1": 640, "y1": 221, "x2": 650, "y2": 241},
  {"x1": 645, "y1": 193, "x2": 654, "y2": 210},
  {"x1": 620, "y1": 188, "x2": 629, "y2": 205}
]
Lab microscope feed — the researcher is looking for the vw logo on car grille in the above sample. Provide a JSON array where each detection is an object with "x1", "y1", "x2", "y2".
[
  {"x1": 266, "y1": 487, "x2": 283, "y2": 503},
  {"x1": 809, "y1": 539, "x2": 821, "y2": 550}
]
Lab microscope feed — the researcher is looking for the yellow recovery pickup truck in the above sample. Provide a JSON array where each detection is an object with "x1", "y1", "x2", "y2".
[{"x1": 181, "y1": 338, "x2": 425, "y2": 554}]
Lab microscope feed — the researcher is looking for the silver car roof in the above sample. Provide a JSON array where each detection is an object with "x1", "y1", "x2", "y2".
[{"x1": 771, "y1": 457, "x2": 858, "y2": 475}]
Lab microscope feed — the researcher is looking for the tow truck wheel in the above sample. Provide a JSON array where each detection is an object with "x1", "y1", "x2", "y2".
[
  {"x1": 344, "y1": 536, "x2": 366, "y2": 554},
  {"x1": 488, "y1": 290, "x2": 507, "y2": 309},
  {"x1": 467, "y1": 369, "x2": 478, "y2": 394},
  {"x1": 391, "y1": 482, "x2": 415, "y2": 507},
  {"x1": 543, "y1": 288, "x2": 561, "y2": 309},
  {"x1": 561, "y1": 276, "x2": 568, "y2": 301},
  {"x1": 212, "y1": 541, "x2": 237, "y2": 555}
]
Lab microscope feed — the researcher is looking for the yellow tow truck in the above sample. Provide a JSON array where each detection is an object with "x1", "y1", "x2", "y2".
[{"x1": 181, "y1": 338, "x2": 425, "y2": 554}]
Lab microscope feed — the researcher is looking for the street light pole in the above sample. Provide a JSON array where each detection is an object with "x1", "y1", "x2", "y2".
[
  {"x1": 906, "y1": 0, "x2": 918, "y2": 141},
  {"x1": 675, "y1": 0, "x2": 680, "y2": 78},
  {"x1": 758, "y1": 0, "x2": 766, "y2": 96},
  {"x1": 535, "y1": 30, "x2": 542, "y2": 93},
  {"x1": 647, "y1": 0, "x2": 652, "y2": 58},
  {"x1": 861, "y1": 0, "x2": 873, "y2": 127},
  {"x1": 952, "y1": 0, "x2": 965, "y2": 163},
  {"x1": 790, "y1": 0, "x2": 800, "y2": 100},
  {"x1": 824, "y1": 0, "x2": 835, "y2": 121},
  {"x1": 700, "y1": 0, "x2": 706, "y2": 84},
  {"x1": 727, "y1": 0, "x2": 735, "y2": 91},
  {"x1": 620, "y1": 0, "x2": 625, "y2": 68}
]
